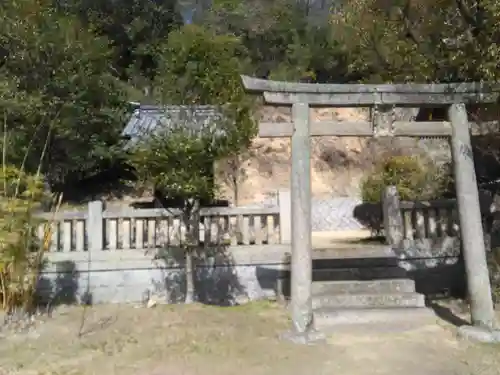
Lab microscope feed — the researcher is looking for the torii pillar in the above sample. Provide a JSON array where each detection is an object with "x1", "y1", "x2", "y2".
[{"x1": 286, "y1": 102, "x2": 320, "y2": 341}]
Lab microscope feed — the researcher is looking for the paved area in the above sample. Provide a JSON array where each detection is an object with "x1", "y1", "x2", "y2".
[
  {"x1": 252, "y1": 197, "x2": 366, "y2": 231},
  {"x1": 312, "y1": 229, "x2": 377, "y2": 249}
]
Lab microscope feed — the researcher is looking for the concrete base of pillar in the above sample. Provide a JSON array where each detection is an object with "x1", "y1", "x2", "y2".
[
  {"x1": 280, "y1": 329, "x2": 326, "y2": 345},
  {"x1": 458, "y1": 325, "x2": 500, "y2": 343}
]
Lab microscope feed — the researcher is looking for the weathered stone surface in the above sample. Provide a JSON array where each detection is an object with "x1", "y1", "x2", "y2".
[
  {"x1": 312, "y1": 292, "x2": 425, "y2": 309},
  {"x1": 314, "y1": 307, "x2": 435, "y2": 329},
  {"x1": 36, "y1": 263, "x2": 286, "y2": 306},
  {"x1": 288, "y1": 102, "x2": 314, "y2": 336},
  {"x1": 312, "y1": 266, "x2": 408, "y2": 282},
  {"x1": 450, "y1": 103, "x2": 496, "y2": 329},
  {"x1": 394, "y1": 237, "x2": 461, "y2": 271},
  {"x1": 311, "y1": 279, "x2": 416, "y2": 295},
  {"x1": 382, "y1": 186, "x2": 404, "y2": 247},
  {"x1": 280, "y1": 328, "x2": 326, "y2": 345},
  {"x1": 457, "y1": 325, "x2": 500, "y2": 343}
]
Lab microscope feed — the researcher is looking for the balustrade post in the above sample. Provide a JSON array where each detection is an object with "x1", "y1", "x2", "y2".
[{"x1": 88, "y1": 201, "x2": 104, "y2": 251}]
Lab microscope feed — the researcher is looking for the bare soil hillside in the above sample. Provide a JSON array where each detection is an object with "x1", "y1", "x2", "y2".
[{"x1": 218, "y1": 107, "x2": 442, "y2": 205}]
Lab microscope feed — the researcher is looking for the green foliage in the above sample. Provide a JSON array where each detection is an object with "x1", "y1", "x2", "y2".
[
  {"x1": 205, "y1": 0, "x2": 353, "y2": 83},
  {"x1": 0, "y1": 0, "x2": 128, "y2": 189},
  {"x1": 137, "y1": 24, "x2": 258, "y2": 200},
  {"x1": 153, "y1": 24, "x2": 256, "y2": 153},
  {"x1": 0, "y1": 56, "x2": 60, "y2": 313},
  {"x1": 131, "y1": 24, "x2": 259, "y2": 304},
  {"x1": 488, "y1": 247, "x2": 500, "y2": 305},
  {"x1": 153, "y1": 24, "x2": 248, "y2": 105},
  {"x1": 361, "y1": 155, "x2": 449, "y2": 203},
  {"x1": 129, "y1": 119, "x2": 230, "y2": 305},
  {"x1": 334, "y1": 0, "x2": 500, "y2": 83},
  {"x1": 0, "y1": 165, "x2": 48, "y2": 313},
  {"x1": 130, "y1": 126, "x2": 221, "y2": 201},
  {"x1": 129, "y1": 121, "x2": 224, "y2": 305},
  {"x1": 64, "y1": 0, "x2": 183, "y2": 82}
]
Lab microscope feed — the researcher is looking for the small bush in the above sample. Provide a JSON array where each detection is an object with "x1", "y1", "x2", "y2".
[
  {"x1": 361, "y1": 155, "x2": 449, "y2": 203},
  {"x1": 0, "y1": 166, "x2": 49, "y2": 313},
  {"x1": 488, "y1": 248, "x2": 500, "y2": 305},
  {"x1": 353, "y1": 202, "x2": 383, "y2": 236}
]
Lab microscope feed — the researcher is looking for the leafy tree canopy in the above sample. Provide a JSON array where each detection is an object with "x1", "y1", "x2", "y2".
[
  {"x1": 204, "y1": 0, "x2": 355, "y2": 82},
  {"x1": 153, "y1": 24, "x2": 256, "y2": 153},
  {"x1": 0, "y1": 0, "x2": 128, "y2": 190},
  {"x1": 332, "y1": 0, "x2": 500, "y2": 83},
  {"x1": 61, "y1": 0, "x2": 183, "y2": 83}
]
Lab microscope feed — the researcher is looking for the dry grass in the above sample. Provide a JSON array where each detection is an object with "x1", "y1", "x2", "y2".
[{"x1": 0, "y1": 302, "x2": 499, "y2": 375}]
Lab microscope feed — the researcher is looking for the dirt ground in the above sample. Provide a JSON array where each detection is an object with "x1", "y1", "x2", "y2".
[
  {"x1": 312, "y1": 230, "x2": 375, "y2": 248},
  {"x1": 0, "y1": 301, "x2": 498, "y2": 375}
]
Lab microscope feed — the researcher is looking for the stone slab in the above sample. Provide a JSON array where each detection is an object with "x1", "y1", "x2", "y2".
[
  {"x1": 311, "y1": 279, "x2": 416, "y2": 295},
  {"x1": 312, "y1": 292, "x2": 425, "y2": 309},
  {"x1": 312, "y1": 244, "x2": 394, "y2": 259},
  {"x1": 314, "y1": 307, "x2": 436, "y2": 331},
  {"x1": 457, "y1": 325, "x2": 500, "y2": 343},
  {"x1": 312, "y1": 266, "x2": 408, "y2": 282}
]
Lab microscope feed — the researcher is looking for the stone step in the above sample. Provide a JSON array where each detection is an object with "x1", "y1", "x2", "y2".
[
  {"x1": 312, "y1": 266, "x2": 408, "y2": 282},
  {"x1": 312, "y1": 245, "x2": 394, "y2": 260},
  {"x1": 311, "y1": 247, "x2": 400, "y2": 269},
  {"x1": 314, "y1": 307, "x2": 436, "y2": 332},
  {"x1": 312, "y1": 292, "x2": 426, "y2": 309},
  {"x1": 311, "y1": 279, "x2": 416, "y2": 295},
  {"x1": 312, "y1": 257, "x2": 400, "y2": 269}
]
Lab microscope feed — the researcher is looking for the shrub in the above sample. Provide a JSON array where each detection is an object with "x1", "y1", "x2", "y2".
[
  {"x1": 0, "y1": 166, "x2": 50, "y2": 313},
  {"x1": 361, "y1": 155, "x2": 449, "y2": 203},
  {"x1": 353, "y1": 202, "x2": 383, "y2": 236},
  {"x1": 488, "y1": 247, "x2": 500, "y2": 305}
]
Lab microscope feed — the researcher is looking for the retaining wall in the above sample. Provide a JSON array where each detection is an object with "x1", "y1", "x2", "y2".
[{"x1": 36, "y1": 245, "x2": 290, "y2": 305}]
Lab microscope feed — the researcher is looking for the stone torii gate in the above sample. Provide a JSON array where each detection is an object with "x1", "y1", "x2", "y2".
[{"x1": 241, "y1": 76, "x2": 500, "y2": 343}]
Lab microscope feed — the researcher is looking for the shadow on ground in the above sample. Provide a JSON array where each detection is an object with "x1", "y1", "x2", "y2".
[{"x1": 428, "y1": 301, "x2": 470, "y2": 327}]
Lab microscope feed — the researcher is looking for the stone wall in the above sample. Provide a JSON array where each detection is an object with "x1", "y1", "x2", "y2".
[
  {"x1": 36, "y1": 245, "x2": 290, "y2": 306},
  {"x1": 248, "y1": 195, "x2": 365, "y2": 232}
]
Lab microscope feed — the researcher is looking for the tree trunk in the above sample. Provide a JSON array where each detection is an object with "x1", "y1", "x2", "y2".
[
  {"x1": 184, "y1": 199, "x2": 200, "y2": 304},
  {"x1": 233, "y1": 174, "x2": 239, "y2": 206},
  {"x1": 185, "y1": 249, "x2": 195, "y2": 304}
]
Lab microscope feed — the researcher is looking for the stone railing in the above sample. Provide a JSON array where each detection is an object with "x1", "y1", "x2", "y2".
[
  {"x1": 33, "y1": 191, "x2": 292, "y2": 305},
  {"x1": 380, "y1": 185, "x2": 498, "y2": 296},
  {"x1": 382, "y1": 185, "x2": 495, "y2": 251},
  {"x1": 36, "y1": 190, "x2": 292, "y2": 253}
]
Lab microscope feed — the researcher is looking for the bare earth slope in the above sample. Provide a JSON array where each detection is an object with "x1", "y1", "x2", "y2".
[{"x1": 219, "y1": 107, "x2": 449, "y2": 205}]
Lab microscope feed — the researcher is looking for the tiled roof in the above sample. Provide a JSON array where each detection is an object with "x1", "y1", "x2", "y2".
[{"x1": 122, "y1": 105, "x2": 224, "y2": 143}]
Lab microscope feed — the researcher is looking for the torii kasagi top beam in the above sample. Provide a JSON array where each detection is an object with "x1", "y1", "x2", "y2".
[{"x1": 241, "y1": 75, "x2": 500, "y2": 106}]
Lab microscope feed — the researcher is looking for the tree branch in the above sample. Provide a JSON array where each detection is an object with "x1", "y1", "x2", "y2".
[
  {"x1": 370, "y1": 31, "x2": 392, "y2": 71},
  {"x1": 399, "y1": 1, "x2": 421, "y2": 45},
  {"x1": 455, "y1": 0, "x2": 482, "y2": 37}
]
